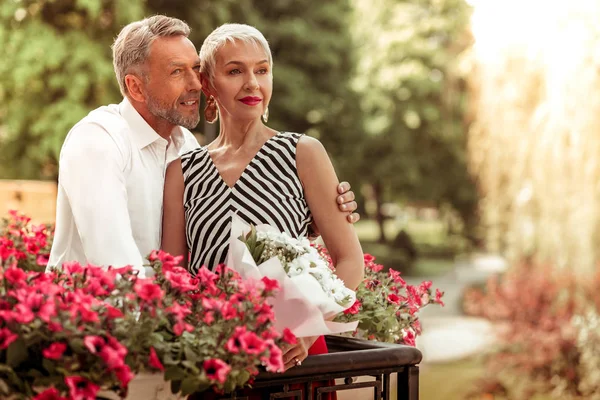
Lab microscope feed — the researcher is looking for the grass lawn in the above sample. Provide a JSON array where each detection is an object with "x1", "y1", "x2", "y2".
[{"x1": 420, "y1": 358, "x2": 554, "y2": 400}]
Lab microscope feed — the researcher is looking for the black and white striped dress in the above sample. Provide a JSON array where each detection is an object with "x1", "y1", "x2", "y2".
[{"x1": 180, "y1": 132, "x2": 313, "y2": 274}]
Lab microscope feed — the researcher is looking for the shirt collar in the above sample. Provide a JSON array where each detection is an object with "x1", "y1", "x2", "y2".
[{"x1": 119, "y1": 97, "x2": 186, "y2": 152}]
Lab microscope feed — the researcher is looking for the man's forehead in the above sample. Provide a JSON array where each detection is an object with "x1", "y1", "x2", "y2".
[{"x1": 149, "y1": 36, "x2": 199, "y2": 63}]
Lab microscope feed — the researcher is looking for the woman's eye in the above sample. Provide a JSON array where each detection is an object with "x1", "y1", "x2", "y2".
[
  {"x1": 257, "y1": 68, "x2": 268, "y2": 74},
  {"x1": 228, "y1": 69, "x2": 241, "y2": 75}
]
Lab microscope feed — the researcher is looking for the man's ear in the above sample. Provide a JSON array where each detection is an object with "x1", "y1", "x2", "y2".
[{"x1": 124, "y1": 74, "x2": 146, "y2": 103}]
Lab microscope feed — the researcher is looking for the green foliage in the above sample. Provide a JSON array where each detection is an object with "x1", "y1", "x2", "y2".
[
  {"x1": 351, "y1": 0, "x2": 478, "y2": 237},
  {"x1": 0, "y1": 0, "x2": 144, "y2": 179}
]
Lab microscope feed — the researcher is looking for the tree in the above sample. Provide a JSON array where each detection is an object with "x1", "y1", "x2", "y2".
[
  {"x1": 350, "y1": 0, "x2": 477, "y2": 243},
  {"x1": 0, "y1": 0, "x2": 145, "y2": 180}
]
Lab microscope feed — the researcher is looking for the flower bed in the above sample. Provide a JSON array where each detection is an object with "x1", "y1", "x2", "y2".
[{"x1": 0, "y1": 211, "x2": 442, "y2": 399}]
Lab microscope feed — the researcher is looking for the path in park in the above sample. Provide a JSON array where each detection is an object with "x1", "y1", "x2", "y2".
[{"x1": 406, "y1": 254, "x2": 508, "y2": 364}]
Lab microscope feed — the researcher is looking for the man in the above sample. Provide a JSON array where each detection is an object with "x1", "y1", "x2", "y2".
[{"x1": 48, "y1": 15, "x2": 358, "y2": 276}]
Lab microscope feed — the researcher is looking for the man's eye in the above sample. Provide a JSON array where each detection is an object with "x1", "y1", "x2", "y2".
[{"x1": 172, "y1": 69, "x2": 182, "y2": 75}]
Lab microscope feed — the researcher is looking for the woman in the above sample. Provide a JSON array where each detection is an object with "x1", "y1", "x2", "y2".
[{"x1": 161, "y1": 23, "x2": 364, "y2": 384}]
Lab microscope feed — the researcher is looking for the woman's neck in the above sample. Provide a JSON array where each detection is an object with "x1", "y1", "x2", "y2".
[{"x1": 210, "y1": 116, "x2": 268, "y2": 151}]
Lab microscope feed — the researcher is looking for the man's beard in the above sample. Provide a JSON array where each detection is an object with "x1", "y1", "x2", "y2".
[{"x1": 146, "y1": 95, "x2": 200, "y2": 130}]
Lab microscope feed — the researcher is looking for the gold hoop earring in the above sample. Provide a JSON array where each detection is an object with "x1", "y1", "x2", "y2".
[
  {"x1": 204, "y1": 96, "x2": 219, "y2": 124},
  {"x1": 262, "y1": 107, "x2": 269, "y2": 124}
]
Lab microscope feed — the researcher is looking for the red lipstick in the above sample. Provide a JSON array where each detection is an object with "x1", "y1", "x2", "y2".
[{"x1": 239, "y1": 96, "x2": 262, "y2": 106}]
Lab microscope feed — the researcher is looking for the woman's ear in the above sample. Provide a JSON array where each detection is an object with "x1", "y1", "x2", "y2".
[
  {"x1": 125, "y1": 74, "x2": 146, "y2": 103},
  {"x1": 200, "y1": 73, "x2": 214, "y2": 98}
]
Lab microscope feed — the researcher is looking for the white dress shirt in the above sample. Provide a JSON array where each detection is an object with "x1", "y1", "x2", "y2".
[{"x1": 47, "y1": 98, "x2": 200, "y2": 275}]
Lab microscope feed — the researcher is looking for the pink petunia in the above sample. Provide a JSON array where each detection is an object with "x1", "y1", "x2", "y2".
[
  {"x1": 282, "y1": 328, "x2": 297, "y2": 345},
  {"x1": 65, "y1": 376, "x2": 100, "y2": 400},
  {"x1": 113, "y1": 365, "x2": 134, "y2": 387},
  {"x1": 0, "y1": 328, "x2": 18, "y2": 349},
  {"x1": 134, "y1": 279, "x2": 164, "y2": 303},
  {"x1": 261, "y1": 341, "x2": 284, "y2": 373},
  {"x1": 387, "y1": 293, "x2": 402, "y2": 305},
  {"x1": 261, "y1": 276, "x2": 280, "y2": 292},
  {"x1": 238, "y1": 331, "x2": 267, "y2": 355},
  {"x1": 84, "y1": 336, "x2": 105, "y2": 354},
  {"x1": 343, "y1": 300, "x2": 362, "y2": 315},
  {"x1": 43, "y1": 342, "x2": 67, "y2": 360},
  {"x1": 149, "y1": 347, "x2": 164, "y2": 371},
  {"x1": 203, "y1": 359, "x2": 231, "y2": 384},
  {"x1": 33, "y1": 387, "x2": 66, "y2": 400}
]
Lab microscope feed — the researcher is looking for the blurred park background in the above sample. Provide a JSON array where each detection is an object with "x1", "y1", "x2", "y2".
[{"x1": 3, "y1": 0, "x2": 600, "y2": 398}]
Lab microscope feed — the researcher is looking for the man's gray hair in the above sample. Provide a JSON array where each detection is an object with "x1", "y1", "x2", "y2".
[
  {"x1": 112, "y1": 15, "x2": 191, "y2": 97},
  {"x1": 199, "y1": 23, "x2": 272, "y2": 84}
]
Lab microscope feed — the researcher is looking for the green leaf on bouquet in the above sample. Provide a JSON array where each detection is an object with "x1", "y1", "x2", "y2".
[
  {"x1": 252, "y1": 242, "x2": 265, "y2": 262},
  {"x1": 6, "y1": 339, "x2": 28, "y2": 367}
]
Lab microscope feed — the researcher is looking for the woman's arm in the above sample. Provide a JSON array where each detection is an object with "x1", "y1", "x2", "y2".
[
  {"x1": 161, "y1": 158, "x2": 189, "y2": 269},
  {"x1": 296, "y1": 136, "x2": 364, "y2": 290}
]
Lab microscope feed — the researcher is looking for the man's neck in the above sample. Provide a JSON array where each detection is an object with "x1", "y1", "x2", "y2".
[{"x1": 128, "y1": 98, "x2": 173, "y2": 141}]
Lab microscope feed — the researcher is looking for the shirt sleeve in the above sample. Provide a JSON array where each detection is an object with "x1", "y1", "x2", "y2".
[{"x1": 59, "y1": 122, "x2": 147, "y2": 274}]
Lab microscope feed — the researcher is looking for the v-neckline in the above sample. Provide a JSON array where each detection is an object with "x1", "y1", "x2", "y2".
[{"x1": 206, "y1": 132, "x2": 281, "y2": 190}]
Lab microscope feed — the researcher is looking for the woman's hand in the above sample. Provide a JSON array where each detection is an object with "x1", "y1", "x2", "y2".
[{"x1": 281, "y1": 336, "x2": 318, "y2": 371}]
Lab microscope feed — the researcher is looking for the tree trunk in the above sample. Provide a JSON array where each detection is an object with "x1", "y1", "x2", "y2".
[{"x1": 373, "y1": 182, "x2": 387, "y2": 244}]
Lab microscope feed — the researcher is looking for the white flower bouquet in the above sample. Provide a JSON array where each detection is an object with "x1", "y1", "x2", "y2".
[{"x1": 227, "y1": 216, "x2": 358, "y2": 337}]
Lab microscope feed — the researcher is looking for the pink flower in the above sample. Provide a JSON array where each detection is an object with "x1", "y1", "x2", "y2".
[
  {"x1": 388, "y1": 269, "x2": 406, "y2": 285},
  {"x1": 33, "y1": 387, "x2": 66, "y2": 400},
  {"x1": 63, "y1": 261, "x2": 84, "y2": 275},
  {"x1": 134, "y1": 279, "x2": 164, "y2": 302},
  {"x1": 370, "y1": 263, "x2": 384, "y2": 273},
  {"x1": 364, "y1": 254, "x2": 375, "y2": 263},
  {"x1": 225, "y1": 327, "x2": 247, "y2": 353},
  {"x1": 261, "y1": 276, "x2": 279, "y2": 292},
  {"x1": 43, "y1": 342, "x2": 67, "y2": 360},
  {"x1": 402, "y1": 329, "x2": 416, "y2": 347},
  {"x1": 36, "y1": 254, "x2": 49, "y2": 266},
  {"x1": 84, "y1": 336, "x2": 105, "y2": 354},
  {"x1": 166, "y1": 301, "x2": 192, "y2": 320},
  {"x1": 13, "y1": 303, "x2": 35, "y2": 324},
  {"x1": 203, "y1": 311, "x2": 215, "y2": 325},
  {"x1": 114, "y1": 365, "x2": 134, "y2": 387},
  {"x1": 387, "y1": 293, "x2": 402, "y2": 305},
  {"x1": 173, "y1": 321, "x2": 194, "y2": 336},
  {"x1": 282, "y1": 328, "x2": 297, "y2": 345},
  {"x1": 164, "y1": 268, "x2": 197, "y2": 291},
  {"x1": 149, "y1": 347, "x2": 164, "y2": 371},
  {"x1": 261, "y1": 341, "x2": 284, "y2": 373},
  {"x1": 435, "y1": 288, "x2": 445, "y2": 306},
  {"x1": 4, "y1": 266, "x2": 27, "y2": 285},
  {"x1": 343, "y1": 300, "x2": 362, "y2": 315},
  {"x1": 105, "y1": 305, "x2": 124, "y2": 319},
  {"x1": 65, "y1": 376, "x2": 100, "y2": 400},
  {"x1": 203, "y1": 359, "x2": 231, "y2": 384},
  {"x1": 239, "y1": 331, "x2": 267, "y2": 355},
  {"x1": 0, "y1": 328, "x2": 18, "y2": 349}
]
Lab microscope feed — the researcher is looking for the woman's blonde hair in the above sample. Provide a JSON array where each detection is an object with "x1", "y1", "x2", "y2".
[{"x1": 199, "y1": 23, "x2": 272, "y2": 84}]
